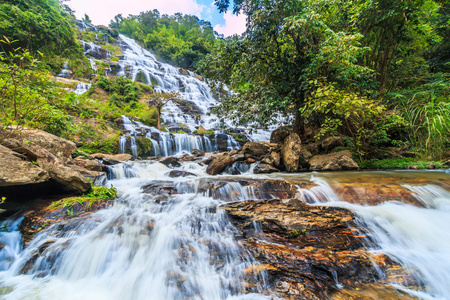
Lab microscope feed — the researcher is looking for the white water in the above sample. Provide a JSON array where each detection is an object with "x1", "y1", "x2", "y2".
[
  {"x1": 0, "y1": 162, "x2": 272, "y2": 300},
  {"x1": 295, "y1": 175, "x2": 450, "y2": 299}
]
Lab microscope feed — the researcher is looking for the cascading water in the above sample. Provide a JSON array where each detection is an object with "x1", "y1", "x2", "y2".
[
  {"x1": 118, "y1": 116, "x2": 240, "y2": 157},
  {"x1": 293, "y1": 173, "x2": 450, "y2": 299},
  {"x1": 0, "y1": 161, "x2": 273, "y2": 300}
]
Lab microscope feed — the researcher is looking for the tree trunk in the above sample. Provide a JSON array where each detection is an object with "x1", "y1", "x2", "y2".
[{"x1": 157, "y1": 107, "x2": 161, "y2": 131}]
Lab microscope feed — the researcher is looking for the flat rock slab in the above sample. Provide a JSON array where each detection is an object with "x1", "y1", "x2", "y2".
[{"x1": 221, "y1": 198, "x2": 421, "y2": 299}]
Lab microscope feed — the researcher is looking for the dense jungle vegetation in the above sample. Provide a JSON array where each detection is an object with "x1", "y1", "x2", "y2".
[
  {"x1": 0, "y1": 0, "x2": 449, "y2": 165},
  {"x1": 203, "y1": 0, "x2": 450, "y2": 160},
  {"x1": 110, "y1": 10, "x2": 217, "y2": 70}
]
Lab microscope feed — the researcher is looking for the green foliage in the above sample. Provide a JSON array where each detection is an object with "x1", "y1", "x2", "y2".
[
  {"x1": 78, "y1": 134, "x2": 121, "y2": 155},
  {"x1": 112, "y1": 10, "x2": 217, "y2": 70},
  {"x1": 49, "y1": 185, "x2": 117, "y2": 210},
  {"x1": 302, "y1": 80, "x2": 390, "y2": 159},
  {"x1": 392, "y1": 74, "x2": 450, "y2": 159},
  {"x1": 0, "y1": 39, "x2": 73, "y2": 136},
  {"x1": 0, "y1": 0, "x2": 92, "y2": 77},
  {"x1": 360, "y1": 158, "x2": 444, "y2": 169},
  {"x1": 95, "y1": 76, "x2": 149, "y2": 105}
]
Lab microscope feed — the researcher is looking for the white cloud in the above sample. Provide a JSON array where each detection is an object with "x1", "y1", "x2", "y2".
[
  {"x1": 213, "y1": 12, "x2": 246, "y2": 37},
  {"x1": 68, "y1": 0, "x2": 207, "y2": 26}
]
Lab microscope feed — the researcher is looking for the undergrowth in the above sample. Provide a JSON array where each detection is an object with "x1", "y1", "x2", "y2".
[
  {"x1": 360, "y1": 158, "x2": 444, "y2": 170},
  {"x1": 49, "y1": 185, "x2": 117, "y2": 210}
]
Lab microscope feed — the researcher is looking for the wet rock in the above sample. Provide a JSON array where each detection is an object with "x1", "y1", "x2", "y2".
[
  {"x1": 309, "y1": 150, "x2": 359, "y2": 171},
  {"x1": 231, "y1": 153, "x2": 246, "y2": 162},
  {"x1": 179, "y1": 154, "x2": 198, "y2": 162},
  {"x1": 206, "y1": 154, "x2": 235, "y2": 175},
  {"x1": 242, "y1": 142, "x2": 271, "y2": 159},
  {"x1": 158, "y1": 156, "x2": 181, "y2": 168},
  {"x1": 168, "y1": 170, "x2": 197, "y2": 178},
  {"x1": 270, "y1": 126, "x2": 294, "y2": 144},
  {"x1": 261, "y1": 151, "x2": 282, "y2": 169},
  {"x1": 200, "y1": 156, "x2": 214, "y2": 165},
  {"x1": 331, "y1": 284, "x2": 418, "y2": 300},
  {"x1": 254, "y1": 163, "x2": 280, "y2": 174},
  {"x1": 191, "y1": 148, "x2": 205, "y2": 157},
  {"x1": 222, "y1": 198, "x2": 419, "y2": 299},
  {"x1": 142, "y1": 181, "x2": 179, "y2": 195},
  {"x1": 281, "y1": 133, "x2": 303, "y2": 172}
]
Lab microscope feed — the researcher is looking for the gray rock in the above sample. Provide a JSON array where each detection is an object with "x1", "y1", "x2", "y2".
[
  {"x1": 309, "y1": 150, "x2": 359, "y2": 171},
  {"x1": 281, "y1": 133, "x2": 302, "y2": 172},
  {"x1": 254, "y1": 163, "x2": 280, "y2": 174}
]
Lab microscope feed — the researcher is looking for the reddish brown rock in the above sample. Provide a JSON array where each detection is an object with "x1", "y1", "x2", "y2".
[{"x1": 206, "y1": 154, "x2": 235, "y2": 175}]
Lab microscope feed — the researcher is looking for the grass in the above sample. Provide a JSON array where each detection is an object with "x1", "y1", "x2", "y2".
[
  {"x1": 360, "y1": 158, "x2": 444, "y2": 170},
  {"x1": 49, "y1": 185, "x2": 117, "y2": 210}
]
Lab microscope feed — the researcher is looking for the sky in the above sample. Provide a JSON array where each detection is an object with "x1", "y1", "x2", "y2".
[{"x1": 67, "y1": 0, "x2": 247, "y2": 36}]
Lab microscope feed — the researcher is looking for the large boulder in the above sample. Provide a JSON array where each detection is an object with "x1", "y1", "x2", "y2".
[
  {"x1": 206, "y1": 154, "x2": 235, "y2": 175},
  {"x1": 320, "y1": 136, "x2": 344, "y2": 152},
  {"x1": 20, "y1": 129, "x2": 76, "y2": 162},
  {"x1": 309, "y1": 150, "x2": 359, "y2": 171},
  {"x1": 0, "y1": 145, "x2": 49, "y2": 186},
  {"x1": 270, "y1": 126, "x2": 293, "y2": 144},
  {"x1": 70, "y1": 157, "x2": 104, "y2": 172},
  {"x1": 242, "y1": 142, "x2": 271, "y2": 159},
  {"x1": 2, "y1": 138, "x2": 91, "y2": 194},
  {"x1": 280, "y1": 133, "x2": 302, "y2": 172},
  {"x1": 157, "y1": 156, "x2": 181, "y2": 168}
]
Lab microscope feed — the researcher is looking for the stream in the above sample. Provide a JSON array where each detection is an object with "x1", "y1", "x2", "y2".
[{"x1": 0, "y1": 162, "x2": 448, "y2": 299}]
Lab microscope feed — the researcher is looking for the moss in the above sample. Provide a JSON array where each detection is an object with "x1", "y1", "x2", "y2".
[
  {"x1": 78, "y1": 134, "x2": 121, "y2": 154},
  {"x1": 135, "y1": 137, "x2": 154, "y2": 158},
  {"x1": 49, "y1": 186, "x2": 117, "y2": 210},
  {"x1": 110, "y1": 56, "x2": 120, "y2": 62},
  {"x1": 233, "y1": 133, "x2": 249, "y2": 145}
]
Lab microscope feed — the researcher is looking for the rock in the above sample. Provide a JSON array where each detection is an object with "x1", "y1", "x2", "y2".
[
  {"x1": 200, "y1": 156, "x2": 214, "y2": 165},
  {"x1": 231, "y1": 154, "x2": 246, "y2": 162},
  {"x1": 179, "y1": 154, "x2": 198, "y2": 162},
  {"x1": 2, "y1": 139, "x2": 90, "y2": 194},
  {"x1": 270, "y1": 126, "x2": 293, "y2": 144},
  {"x1": 247, "y1": 158, "x2": 256, "y2": 163},
  {"x1": 254, "y1": 163, "x2": 280, "y2": 174},
  {"x1": 206, "y1": 154, "x2": 235, "y2": 175},
  {"x1": 281, "y1": 133, "x2": 302, "y2": 172},
  {"x1": 168, "y1": 170, "x2": 197, "y2": 178},
  {"x1": 196, "y1": 126, "x2": 207, "y2": 135},
  {"x1": 444, "y1": 159, "x2": 450, "y2": 167},
  {"x1": 0, "y1": 145, "x2": 49, "y2": 187},
  {"x1": 261, "y1": 151, "x2": 281, "y2": 169},
  {"x1": 309, "y1": 150, "x2": 359, "y2": 171},
  {"x1": 91, "y1": 153, "x2": 132, "y2": 162},
  {"x1": 242, "y1": 142, "x2": 271, "y2": 159},
  {"x1": 191, "y1": 148, "x2": 205, "y2": 157},
  {"x1": 142, "y1": 181, "x2": 179, "y2": 195},
  {"x1": 304, "y1": 142, "x2": 320, "y2": 156},
  {"x1": 158, "y1": 156, "x2": 181, "y2": 168},
  {"x1": 19, "y1": 128, "x2": 76, "y2": 161},
  {"x1": 426, "y1": 162, "x2": 436, "y2": 169},
  {"x1": 298, "y1": 148, "x2": 312, "y2": 169},
  {"x1": 320, "y1": 136, "x2": 344, "y2": 152},
  {"x1": 222, "y1": 198, "x2": 419, "y2": 299},
  {"x1": 69, "y1": 157, "x2": 104, "y2": 172}
]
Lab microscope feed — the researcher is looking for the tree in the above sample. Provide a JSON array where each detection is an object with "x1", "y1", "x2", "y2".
[
  {"x1": 202, "y1": 0, "x2": 374, "y2": 135},
  {"x1": 148, "y1": 92, "x2": 182, "y2": 130}
]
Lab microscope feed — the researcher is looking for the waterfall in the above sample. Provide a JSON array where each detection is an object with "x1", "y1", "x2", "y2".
[
  {"x1": 295, "y1": 174, "x2": 450, "y2": 299},
  {"x1": 0, "y1": 161, "x2": 272, "y2": 299}
]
